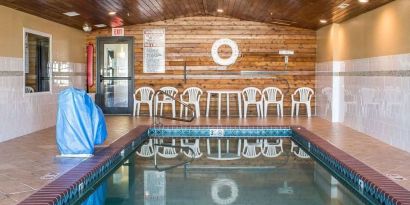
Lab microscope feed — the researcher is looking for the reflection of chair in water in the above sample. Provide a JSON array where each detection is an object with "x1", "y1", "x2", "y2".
[
  {"x1": 206, "y1": 138, "x2": 241, "y2": 160},
  {"x1": 262, "y1": 139, "x2": 283, "y2": 157},
  {"x1": 242, "y1": 139, "x2": 263, "y2": 158},
  {"x1": 290, "y1": 141, "x2": 310, "y2": 158},
  {"x1": 25, "y1": 86, "x2": 34, "y2": 93},
  {"x1": 156, "y1": 139, "x2": 179, "y2": 158},
  {"x1": 180, "y1": 139, "x2": 202, "y2": 158},
  {"x1": 136, "y1": 139, "x2": 155, "y2": 157}
]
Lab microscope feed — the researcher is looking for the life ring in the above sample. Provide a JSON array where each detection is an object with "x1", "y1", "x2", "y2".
[
  {"x1": 211, "y1": 178, "x2": 239, "y2": 205},
  {"x1": 211, "y1": 39, "x2": 239, "y2": 66}
]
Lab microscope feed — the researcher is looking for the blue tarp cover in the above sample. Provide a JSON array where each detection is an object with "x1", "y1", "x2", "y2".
[{"x1": 56, "y1": 87, "x2": 107, "y2": 155}]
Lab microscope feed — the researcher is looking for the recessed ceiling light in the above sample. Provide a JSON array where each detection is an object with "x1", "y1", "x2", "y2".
[
  {"x1": 108, "y1": 11, "x2": 116, "y2": 15},
  {"x1": 320, "y1": 19, "x2": 328, "y2": 24},
  {"x1": 337, "y1": 3, "x2": 350, "y2": 9},
  {"x1": 217, "y1": 9, "x2": 224, "y2": 13},
  {"x1": 94, "y1": 24, "x2": 107, "y2": 28},
  {"x1": 63, "y1": 11, "x2": 80, "y2": 17},
  {"x1": 358, "y1": 0, "x2": 369, "y2": 3}
]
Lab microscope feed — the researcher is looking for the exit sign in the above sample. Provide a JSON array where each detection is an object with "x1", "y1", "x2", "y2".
[{"x1": 112, "y1": 28, "x2": 124, "y2": 36}]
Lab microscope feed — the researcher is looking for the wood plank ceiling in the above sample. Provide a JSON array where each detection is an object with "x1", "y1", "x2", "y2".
[{"x1": 0, "y1": 0, "x2": 394, "y2": 30}]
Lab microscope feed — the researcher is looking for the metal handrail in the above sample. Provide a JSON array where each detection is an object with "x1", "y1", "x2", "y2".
[
  {"x1": 153, "y1": 143, "x2": 195, "y2": 172},
  {"x1": 153, "y1": 90, "x2": 196, "y2": 125}
]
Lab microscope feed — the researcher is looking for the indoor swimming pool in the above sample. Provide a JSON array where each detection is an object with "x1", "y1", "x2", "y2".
[
  {"x1": 78, "y1": 139, "x2": 366, "y2": 205},
  {"x1": 20, "y1": 126, "x2": 407, "y2": 205}
]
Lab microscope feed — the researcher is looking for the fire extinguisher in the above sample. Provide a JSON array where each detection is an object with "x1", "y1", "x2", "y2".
[{"x1": 86, "y1": 43, "x2": 94, "y2": 92}]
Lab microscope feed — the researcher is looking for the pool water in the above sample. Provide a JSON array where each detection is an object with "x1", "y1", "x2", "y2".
[{"x1": 80, "y1": 139, "x2": 366, "y2": 205}]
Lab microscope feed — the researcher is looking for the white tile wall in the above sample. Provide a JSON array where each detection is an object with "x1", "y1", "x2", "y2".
[
  {"x1": 0, "y1": 56, "x2": 86, "y2": 142},
  {"x1": 316, "y1": 53, "x2": 410, "y2": 153}
]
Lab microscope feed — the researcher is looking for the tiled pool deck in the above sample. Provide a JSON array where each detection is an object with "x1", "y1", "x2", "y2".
[{"x1": 0, "y1": 116, "x2": 409, "y2": 204}]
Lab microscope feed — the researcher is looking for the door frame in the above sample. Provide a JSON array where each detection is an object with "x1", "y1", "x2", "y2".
[{"x1": 96, "y1": 36, "x2": 134, "y2": 114}]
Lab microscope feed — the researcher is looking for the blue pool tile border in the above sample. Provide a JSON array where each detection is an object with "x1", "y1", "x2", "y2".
[{"x1": 18, "y1": 125, "x2": 410, "y2": 205}]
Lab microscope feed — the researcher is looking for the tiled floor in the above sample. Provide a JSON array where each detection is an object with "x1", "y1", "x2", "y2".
[{"x1": 0, "y1": 116, "x2": 409, "y2": 204}]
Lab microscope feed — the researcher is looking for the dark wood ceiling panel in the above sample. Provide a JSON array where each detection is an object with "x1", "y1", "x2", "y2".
[{"x1": 0, "y1": 0, "x2": 395, "y2": 30}]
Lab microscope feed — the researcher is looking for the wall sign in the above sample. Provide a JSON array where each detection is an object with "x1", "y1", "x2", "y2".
[
  {"x1": 112, "y1": 27, "x2": 124, "y2": 36},
  {"x1": 211, "y1": 38, "x2": 239, "y2": 66},
  {"x1": 143, "y1": 29, "x2": 165, "y2": 73}
]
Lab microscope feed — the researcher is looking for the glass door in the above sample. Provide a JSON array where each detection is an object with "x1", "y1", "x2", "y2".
[{"x1": 96, "y1": 37, "x2": 134, "y2": 114}]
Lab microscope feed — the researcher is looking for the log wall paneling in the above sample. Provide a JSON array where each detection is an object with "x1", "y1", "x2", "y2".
[{"x1": 86, "y1": 17, "x2": 316, "y2": 116}]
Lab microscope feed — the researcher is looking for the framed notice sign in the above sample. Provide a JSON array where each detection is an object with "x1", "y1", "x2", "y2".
[{"x1": 143, "y1": 29, "x2": 165, "y2": 73}]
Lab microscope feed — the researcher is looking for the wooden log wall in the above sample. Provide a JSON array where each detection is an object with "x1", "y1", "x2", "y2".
[{"x1": 86, "y1": 16, "x2": 316, "y2": 116}]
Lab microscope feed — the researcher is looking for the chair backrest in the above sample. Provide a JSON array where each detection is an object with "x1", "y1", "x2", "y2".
[
  {"x1": 182, "y1": 87, "x2": 203, "y2": 103},
  {"x1": 135, "y1": 87, "x2": 154, "y2": 102},
  {"x1": 25, "y1": 86, "x2": 34, "y2": 93},
  {"x1": 262, "y1": 87, "x2": 283, "y2": 102},
  {"x1": 242, "y1": 87, "x2": 262, "y2": 102},
  {"x1": 158, "y1": 87, "x2": 178, "y2": 101},
  {"x1": 293, "y1": 87, "x2": 314, "y2": 102}
]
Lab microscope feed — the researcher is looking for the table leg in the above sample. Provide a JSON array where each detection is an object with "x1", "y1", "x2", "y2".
[
  {"x1": 206, "y1": 93, "x2": 211, "y2": 117},
  {"x1": 237, "y1": 93, "x2": 242, "y2": 118},
  {"x1": 218, "y1": 139, "x2": 221, "y2": 159},
  {"x1": 218, "y1": 93, "x2": 222, "y2": 119},
  {"x1": 226, "y1": 94, "x2": 230, "y2": 117}
]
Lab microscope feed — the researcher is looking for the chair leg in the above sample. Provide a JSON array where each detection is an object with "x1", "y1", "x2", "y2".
[
  {"x1": 291, "y1": 102, "x2": 295, "y2": 117},
  {"x1": 160, "y1": 103, "x2": 164, "y2": 116},
  {"x1": 180, "y1": 104, "x2": 183, "y2": 118},
  {"x1": 148, "y1": 103, "x2": 152, "y2": 117},
  {"x1": 307, "y1": 103, "x2": 311, "y2": 117},
  {"x1": 276, "y1": 104, "x2": 280, "y2": 116},
  {"x1": 185, "y1": 107, "x2": 188, "y2": 117},
  {"x1": 133, "y1": 102, "x2": 137, "y2": 116},
  {"x1": 256, "y1": 104, "x2": 260, "y2": 117},
  {"x1": 280, "y1": 103, "x2": 284, "y2": 117},
  {"x1": 244, "y1": 103, "x2": 248, "y2": 118},
  {"x1": 172, "y1": 102, "x2": 176, "y2": 118},
  {"x1": 195, "y1": 103, "x2": 200, "y2": 117},
  {"x1": 137, "y1": 103, "x2": 140, "y2": 116},
  {"x1": 296, "y1": 104, "x2": 300, "y2": 116}
]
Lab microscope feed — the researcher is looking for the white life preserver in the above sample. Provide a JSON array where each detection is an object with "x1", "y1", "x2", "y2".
[
  {"x1": 211, "y1": 178, "x2": 239, "y2": 205},
  {"x1": 211, "y1": 38, "x2": 239, "y2": 66}
]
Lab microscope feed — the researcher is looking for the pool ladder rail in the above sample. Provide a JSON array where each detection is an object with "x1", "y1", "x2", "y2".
[{"x1": 152, "y1": 90, "x2": 196, "y2": 126}]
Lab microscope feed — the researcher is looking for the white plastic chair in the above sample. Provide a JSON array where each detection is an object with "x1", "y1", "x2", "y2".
[
  {"x1": 25, "y1": 86, "x2": 34, "y2": 93},
  {"x1": 133, "y1": 87, "x2": 154, "y2": 116},
  {"x1": 262, "y1": 139, "x2": 283, "y2": 157},
  {"x1": 291, "y1": 141, "x2": 310, "y2": 158},
  {"x1": 242, "y1": 139, "x2": 263, "y2": 158},
  {"x1": 156, "y1": 139, "x2": 179, "y2": 158},
  {"x1": 291, "y1": 87, "x2": 314, "y2": 117},
  {"x1": 262, "y1": 87, "x2": 284, "y2": 117},
  {"x1": 136, "y1": 139, "x2": 155, "y2": 157},
  {"x1": 180, "y1": 87, "x2": 203, "y2": 117},
  {"x1": 180, "y1": 139, "x2": 203, "y2": 158},
  {"x1": 242, "y1": 87, "x2": 263, "y2": 118},
  {"x1": 155, "y1": 87, "x2": 178, "y2": 118}
]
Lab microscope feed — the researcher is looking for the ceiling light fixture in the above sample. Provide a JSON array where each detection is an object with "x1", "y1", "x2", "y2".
[
  {"x1": 320, "y1": 19, "x2": 328, "y2": 24},
  {"x1": 217, "y1": 9, "x2": 224, "y2": 13},
  {"x1": 63, "y1": 11, "x2": 80, "y2": 17},
  {"x1": 108, "y1": 11, "x2": 116, "y2": 15},
  {"x1": 94, "y1": 24, "x2": 107, "y2": 28},
  {"x1": 358, "y1": 0, "x2": 369, "y2": 3},
  {"x1": 337, "y1": 3, "x2": 350, "y2": 9},
  {"x1": 82, "y1": 23, "x2": 92, "y2": 32}
]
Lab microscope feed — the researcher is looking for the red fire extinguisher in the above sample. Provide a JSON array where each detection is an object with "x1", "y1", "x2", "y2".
[{"x1": 86, "y1": 43, "x2": 94, "y2": 91}]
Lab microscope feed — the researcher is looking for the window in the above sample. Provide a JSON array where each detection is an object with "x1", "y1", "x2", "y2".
[{"x1": 23, "y1": 29, "x2": 52, "y2": 93}]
